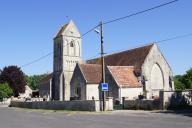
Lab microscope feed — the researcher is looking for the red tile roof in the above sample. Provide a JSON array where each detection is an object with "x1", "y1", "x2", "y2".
[
  {"x1": 87, "y1": 44, "x2": 154, "y2": 71},
  {"x1": 108, "y1": 66, "x2": 141, "y2": 88},
  {"x1": 79, "y1": 64, "x2": 101, "y2": 84}
]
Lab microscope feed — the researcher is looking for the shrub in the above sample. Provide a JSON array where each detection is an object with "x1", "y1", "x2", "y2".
[{"x1": 0, "y1": 83, "x2": 13, "y2": 101}]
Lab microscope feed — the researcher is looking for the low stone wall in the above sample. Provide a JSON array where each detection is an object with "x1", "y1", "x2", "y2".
[
  {"x1": 123, "y1": 99, "x2": 160, "y2": 110},
  {"x1": 10, "y1": 99, "x2": 113, "y2": 112},
  {"x1": 10, "y1": 100, "x2": 100, "y2": 111},
  {"x1": 160, "y1": 90, "x2": 192, "y2": 109}
]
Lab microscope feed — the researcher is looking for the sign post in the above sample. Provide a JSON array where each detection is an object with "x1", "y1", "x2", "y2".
[
  {"x1": 101, "y1": 83, "x2": 108, "y2": 91},
  {"x1": 101, "y1": 83, "x2": 108, "y2": 111}
]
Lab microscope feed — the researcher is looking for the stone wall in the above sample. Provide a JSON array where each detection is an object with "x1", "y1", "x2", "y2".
[
  {"x1": 123, "y1": 99, "x2": 160, "y2": 110},
  {"x1": 159, "y1": 90, "x2": 192, "y2": 109},
  {"x1": 70, "y1": 64, "x2": 87, "y2": 100},
  {"x1": 10, "y1": 99, "x2": 113, "y2": 112},
  {"x1": 120, "y1": 88, "x2": 143, "y2": 100},
  {"x1": 86, "y1": 84, "x2": 99, "y2": 100}
]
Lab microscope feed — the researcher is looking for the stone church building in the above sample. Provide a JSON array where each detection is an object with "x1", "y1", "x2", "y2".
[
  {"x1": 39, "y1": 20, "x2": 174, "y2": 102},
  {"x1": 52, "y1": 20, "x2": 82, "y2": 101}
]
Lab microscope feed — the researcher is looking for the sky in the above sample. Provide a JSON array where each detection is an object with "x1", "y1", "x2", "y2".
[{"x1": 0, "y1": 0, "x2": 191, "y2": 76}]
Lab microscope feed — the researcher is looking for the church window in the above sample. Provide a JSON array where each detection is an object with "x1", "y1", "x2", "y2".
[{"x1": 75, "y1": 87, "x2": 81, "y2": 100}]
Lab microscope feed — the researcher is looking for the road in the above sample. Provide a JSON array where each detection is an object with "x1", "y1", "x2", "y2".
[{"x1": 0, "y1": 107, "x2": 191, "y2": 128}]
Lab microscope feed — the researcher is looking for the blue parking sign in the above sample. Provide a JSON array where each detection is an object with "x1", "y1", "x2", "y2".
[{"x1": 101, "y1": 83, "x2": 108, "y2": 91}]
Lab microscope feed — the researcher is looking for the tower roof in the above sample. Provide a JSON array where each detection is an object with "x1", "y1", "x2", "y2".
[
  {"x1": 54, "y1": 20, "x2": 80, "y2": 38},
  {"x1": 55, "y1": 23, "x2": 69, "y2": 37}
]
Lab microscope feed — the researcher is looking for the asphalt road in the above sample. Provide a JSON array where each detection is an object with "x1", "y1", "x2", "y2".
[{"x1": 0, "y1": 107, "x2": 191, "y2": 128}]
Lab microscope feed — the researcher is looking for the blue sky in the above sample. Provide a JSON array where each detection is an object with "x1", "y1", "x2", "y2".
[{"x1": 0, "y1": 0, "x2": 191, "y2": 76}]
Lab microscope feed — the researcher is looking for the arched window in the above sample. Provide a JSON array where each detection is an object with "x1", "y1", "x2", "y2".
[{"x1": 70, "y1": 41, "x2": 74, "y2": 47}]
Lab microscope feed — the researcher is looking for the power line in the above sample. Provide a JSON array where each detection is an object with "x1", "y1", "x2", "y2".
[
  {"x1": 21, "y1": 52, "x2": 53, "y2": 68},
  {"x1": 21, "y1": 24, "x2": 99, "y2": 68},
  {"x1": 21, "y1": 0, "x2": 179, "y2": 68},
  {"x1": 156, "y1": 33, "x2": 192, "y2": 43},
  {"x1": 86, "y1": 32, "x2": 192, "y2": 60},
  {"x1": 103, "y1": 0, "x2": 179, "y2": 25}
]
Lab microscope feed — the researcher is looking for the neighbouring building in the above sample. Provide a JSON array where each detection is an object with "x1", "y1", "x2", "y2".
[
  {"x1": 39, "y1": 73, "x2": 52, "y2": 99},
  {"x1": 39, "y1": 20, "x2": 174, "y2": 102},
  {"x1": 19, "y1": 85, "x2": 32, "y2": 98}
]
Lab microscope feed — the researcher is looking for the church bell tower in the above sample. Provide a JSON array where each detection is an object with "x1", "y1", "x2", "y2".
[{"x1": 52, "y1": 20, "x2": 82, "y2": 101}]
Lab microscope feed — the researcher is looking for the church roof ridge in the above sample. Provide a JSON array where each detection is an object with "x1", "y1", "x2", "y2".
[
  {"x1": 105, "y1": 43, "x2": 155, "y2": 57},
  {"x1": 87, "y1": 43, "x2": 155, "y2": 71}
]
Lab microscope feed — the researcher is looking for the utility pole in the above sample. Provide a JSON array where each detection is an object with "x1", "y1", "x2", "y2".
[{"x1": 100, "y1": 21, "x2": 106, "y2": 111}]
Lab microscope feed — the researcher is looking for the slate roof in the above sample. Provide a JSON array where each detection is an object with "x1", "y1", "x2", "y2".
[
  {"x1": 40, "y1": 73, "x2": 52, "y2": 84},
  {"x1": 87, "y1": 44, "x2": 154, "y2": 71},
  {"x1": 107, "y1": 66, "x2": 141, "y2": 88},
  {"x1": 79, "y1": 64, "x2": 101, "y2": 84},
  {"x1": 55, "y1": 23, "x2": 69, "y2": 38}
]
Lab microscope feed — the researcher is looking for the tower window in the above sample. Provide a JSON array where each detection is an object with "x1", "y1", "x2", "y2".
[
  {"x1": 70, "y1": 41, "x2": 74, "y2": 47},
  {"x1": 169, "y1": 76, "x2": 172, "y2": 89}
]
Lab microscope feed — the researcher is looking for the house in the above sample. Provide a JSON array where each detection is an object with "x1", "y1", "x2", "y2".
[{"x1": 19, "y1": 85, "x2": 32, "y2": 98}]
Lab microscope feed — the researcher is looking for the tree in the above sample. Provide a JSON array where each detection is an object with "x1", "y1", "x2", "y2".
[
  {"x1": 0, "y1": 83, "x2": 13, "y2": 101},
  {"x1": 25, "y1": 74, "x2": 47, "y2": 90},
  {"x1": 185, "y1": 68, "x2": 192, "y2": 89},
  {"x1": 174, "y1": 68, "x2": 192, "y2": 90},
  {"x1": 0, "y1": 66, "x2": 26, "y2": 96},
  {"x1": 174, "y1": 75, "x2": 185, "y2": 90}
]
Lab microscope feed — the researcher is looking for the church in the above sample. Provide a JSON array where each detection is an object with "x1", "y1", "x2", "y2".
[{"x1": 39, "y1": 20, "x2": 174, "y2": 102}]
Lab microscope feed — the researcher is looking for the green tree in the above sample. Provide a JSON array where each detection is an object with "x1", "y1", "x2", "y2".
[
  {"x1": 0, "y1": 66, "x2": 26, "y2": 96},
  {"x1": 174, "y1": 68, "x2": 192, "y2": 90},
  {"x1": 174, "y1": 75, "x2": 185, "y2": 90},
  {"x1": 185, "y1": 68, "x2": 192, "y2": 89},
  {"x1": 25, "y1": 74, "x2": 47, "y2": 90},
  {"x1": 0, "y1": 83, "x2": 13, "y2": 101}
]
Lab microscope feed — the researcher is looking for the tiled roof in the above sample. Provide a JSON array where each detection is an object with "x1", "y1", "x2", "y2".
[
  {"x1": 79, "y1": 64, "x2": 101, "y2": 84},
  {"x1": 108, "y1": 66, "x2": 141, "y2": 88},
  {"x1": 87, "y1": 44, "x2": 154, "y2": 71},
  {"x1": 40, "y1": 73, "x2": 52, "y2": 84}
]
